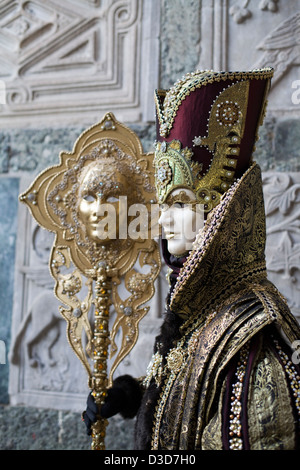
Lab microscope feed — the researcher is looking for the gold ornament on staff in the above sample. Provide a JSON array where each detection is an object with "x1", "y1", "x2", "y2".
[{"x1": 19, "y1": 112, "x2": 161, "y2": 450}]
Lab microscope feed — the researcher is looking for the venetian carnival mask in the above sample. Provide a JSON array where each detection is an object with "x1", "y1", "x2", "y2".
[
  {"x1": 158, "y1": 188, "x2": 204, "y2": 256},
  {"x1": 77, "y1": 159, "x2": 136, "y2": 244}
]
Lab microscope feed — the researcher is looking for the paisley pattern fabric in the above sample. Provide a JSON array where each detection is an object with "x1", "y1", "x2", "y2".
[
  {"x1": 201, "y1": 332, "x2": 299, "y2": 450},
  {"x1": 137, "y1": 163, "x2": 300, "y2": 450}
]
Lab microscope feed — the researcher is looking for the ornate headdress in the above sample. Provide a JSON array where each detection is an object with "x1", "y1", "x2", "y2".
[{"x1": 154, "y1": 68, "x2": 274, "y2": 211}]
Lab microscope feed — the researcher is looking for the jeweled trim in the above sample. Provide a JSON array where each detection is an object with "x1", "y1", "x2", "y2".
[
  {"x1": 228, "y1": 342, "x2": 250, "y2": 450},
  {"x1": 252, "y1": 284, "x2": 279, "y2": 322},
  {"x1": 143, "y1": 351, "x2": 163, "y2": 388},
  {"x1": 155, "y1": 68, "x2": 274, "y2": 137},
  {"x1": 272, "y1": 337, "x2": 300, "y2": 423},
  {"x1": 151, "y1": 370, "x2": 176, "y2": 449},
  {"x1": 151, "y1": 318, "x2": 215, "y2": 449},
  {"x1": 170, "y1": 164, "x2": 267, "y2": 313}
]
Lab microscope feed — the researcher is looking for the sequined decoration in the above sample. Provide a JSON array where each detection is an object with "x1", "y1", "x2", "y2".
[
  {"x1": 216, "y1": 100, "x2": 241, "y2": 127},
  {"x1": 272, "y1": 337, "x2": 300, "y2": 423},
  {"x1": 143, "y1": 351, "x2": 163, "y2": 388},
  {"x1": 229, "y1": 342, "x2": 250, "y2": 450}
]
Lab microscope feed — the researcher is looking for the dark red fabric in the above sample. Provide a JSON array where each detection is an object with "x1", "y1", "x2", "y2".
[
  {"x1": 235, "y1": 79, "x2": 268, "y2": 177},
  {"x1": 160, "y1": 81, "x2": 228, "y2": 174},
  {"x1": 221, "y1": 354, "x2": 238, "y2": 450},
  {"x1": 221, "y1": 335, "x2": 259, "y2": 450},
  {"x1": 157, "y1": 77, "x2": 269, "y2": 181}
]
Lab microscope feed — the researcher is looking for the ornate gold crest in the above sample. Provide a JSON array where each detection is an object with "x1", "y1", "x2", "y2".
[{"x1": 20, "y1": 112, "x2": 161, "y2": 449}]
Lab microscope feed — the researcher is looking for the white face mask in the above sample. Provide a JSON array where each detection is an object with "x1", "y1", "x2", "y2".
[{"x1": 158, "y1": 188, "x2": 204, "y2": 257}]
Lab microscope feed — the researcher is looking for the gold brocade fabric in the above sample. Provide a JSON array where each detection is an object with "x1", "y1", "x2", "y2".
[
  {"x1": 201, "y1": 335, "x2": 297, "y2": 450},
  {"x1": 247, "y1": 338, "x2": 296, "y2": 450},
  {"x1": 150, "y1": 163, "x2": 300, "y2": 450}
]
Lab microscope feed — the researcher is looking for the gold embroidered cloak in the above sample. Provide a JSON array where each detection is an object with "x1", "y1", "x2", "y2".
[{"x1": 141, "y1": 163, "x2": 300, "y2": 450}]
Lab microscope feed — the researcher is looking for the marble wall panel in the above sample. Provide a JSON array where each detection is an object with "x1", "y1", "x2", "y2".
[
  {"x1": 197, "y1": 0, "x2": 300, "y2": 119},
  {"x1": 0, "y1": 177, "x2": 19, "y2": 403}
]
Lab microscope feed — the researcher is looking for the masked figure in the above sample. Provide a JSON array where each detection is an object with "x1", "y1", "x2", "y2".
[{"x1": 83, "y1": 68, "x2": 300, "y2": 450}]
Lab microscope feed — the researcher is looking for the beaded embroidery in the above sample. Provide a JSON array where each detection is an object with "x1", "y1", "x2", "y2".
[
  {"x1": 155, "y1": 68, "x2": 274, "y2": 138},
  {"x1": 151, "y1": 317, "x2": 215, "y2": 449},
  {"x1": 228, "y1": 342, "x2": 250, "y2": 450},
  {"x1": 143, "y1": 351, "x2": 163, "y2": 388},
  {"x1": 272, "y1": 337, "x2": 300, "y2": 423},
  {"x1": 143, "y1": 330, "x2": 200, "y2": 389}
]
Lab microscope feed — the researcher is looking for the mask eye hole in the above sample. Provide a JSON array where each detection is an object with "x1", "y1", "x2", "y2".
[
  {"x1": 159, "y1": 203, "x2": 169, "y2": 212},
  {"x1": 83, "y1": 193, "x2": 95, "y2": 202},
  {"x1": 172, "y1": 202, "x2": 185, "y2": 209},
  {"x1": 106, "y1": 196, "x2": 119, "y2": 203}
]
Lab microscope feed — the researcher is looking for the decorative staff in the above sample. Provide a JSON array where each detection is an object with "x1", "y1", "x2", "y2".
[{"x1": 19, "y1": 113, "x2": 161, "y2": 450}]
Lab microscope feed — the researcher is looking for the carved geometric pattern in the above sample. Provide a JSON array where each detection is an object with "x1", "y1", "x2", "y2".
[
  {"x1": 229, "y1": 0, "x2": 280, "y2": 24},
  {"x1": 0, "y1": 0, "x2": 159, "y2": 127}
]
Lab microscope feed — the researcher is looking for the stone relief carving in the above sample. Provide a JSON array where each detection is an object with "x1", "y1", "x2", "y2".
[
  {"x1": 255, "y1": 11, "x2": 300, "y2": 85},
  {"x1": 0, "y1": 0, "x2": 159, "y2": 127},
  {"x1": 262, "y1": 172, "x2": 300, "y2": 320},
  {"x1": 230, "y1": 0, "x2": 279, "y2": 24},
  {"x1": 9, "y1": 211, "x2": 89, "y2": 407},
  {"x1": 198, "y1": 2, "x2": 300, "y2": 114},
  {"x1": 10, "y1": 290, "x2": 62, "y2": 368},
  {"x1": 228, "y1": 1, "x2": 300, "y2": 94}
]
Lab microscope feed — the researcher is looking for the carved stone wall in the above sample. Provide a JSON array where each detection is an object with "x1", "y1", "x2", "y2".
[
  {"x1": 197, "y1": 0, "x2": 300, "y2": 115},
  {"x1": 1, "y1": 0, "x2": 300, "y2": 451},
  {"x1": 0, "y1": 0, "x2": 160, "y2": 127}
]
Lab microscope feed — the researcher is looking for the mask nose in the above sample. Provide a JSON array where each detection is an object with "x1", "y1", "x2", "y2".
[
  {"x1": 93, "y1": 196, "x2": 104, "y2": 217},
  {"x1": 159, "y1": 206, "x2": 174, "y2": 233}
]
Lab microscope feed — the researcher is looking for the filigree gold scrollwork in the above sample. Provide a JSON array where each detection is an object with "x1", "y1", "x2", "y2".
[
  {"x1": 20, "y1": 112, "x2": 161, "y2": 450},
  {"x1": 50, "y1": 245, "x2": 94, "y2": 374},
  {"x1": 166, "y1": 347, "x2": 184, "y2": 373}
]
